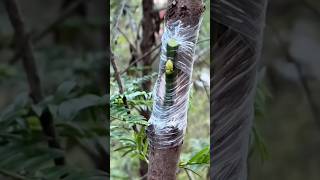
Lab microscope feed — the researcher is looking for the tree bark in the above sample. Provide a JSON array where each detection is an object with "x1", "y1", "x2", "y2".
[
  {"x1": 147, "y1": 0, "x2": 204, "y2": 179},
  {"x1": 4, "y1": 0, "x2": 65, "y2": 166},
  {"x1": 139, "y1": 0, "x2": 161, "y2": 178},
  {"x1": 140, "y1": 0, "x2": 160, "y2": 91},
  {"x1": 148, "y1": 146, "x2": 182, "y2": 180}
]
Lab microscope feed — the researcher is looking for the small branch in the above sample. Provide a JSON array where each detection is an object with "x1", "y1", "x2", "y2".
[
  {"x1": 197, "y1": 38, "x2": 210, "y2": 44},
  {"x1": 4, "y1": 0, "x2": 65, "y2": 166},
  {"x1": 118, "y1": 27, "x2": 137, "y2": 52},
  {"x1": 135, "y1": 21, "x2": 142, "y2": 46},
  {"x1": 120, "y1": 43, "x2": 161, "y2": 75},
  {"x1": 111, "y1": 0, "x2": 127, "y2": 43},
  {"x1": 110, "y1": 54, "x2": 138, "y2": 133},
  {"x1": 110, "y1": 54, "x2": 125, "y2": 94},
  {"x1": 111, "y1": 0, "x2": 127, "y2": 31},
  {"x1": 185, "y1": 169, "x2": 193, "y2": 180},
  {"x1": 150, "y1": 49, "x2": 161, "y2": 65},
  {"x1": 198, "y1": 75, "x2": 209, "y2": 100}
]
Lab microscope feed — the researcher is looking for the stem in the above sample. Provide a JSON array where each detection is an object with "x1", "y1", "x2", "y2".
[
  {"x1": 4, "y1": 0, "x2": 65, "y2": 166},
  {"x1": 110, "y1": 54, "x2": 138, "y2": 133},
  {"x1": 164, "y1": 39, "x2": 179, "y2": 106}
]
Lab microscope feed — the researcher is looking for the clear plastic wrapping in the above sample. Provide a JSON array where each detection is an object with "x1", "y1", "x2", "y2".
[
  {"x1": 212, "y1": 0, "x2": 267, "y2": 41},
  {"x1": 211, "y1": 0, "x2": 268, "y2": 179},
  {"x1": 146, "y1": 19, "x2": 202, "y2": 149}
]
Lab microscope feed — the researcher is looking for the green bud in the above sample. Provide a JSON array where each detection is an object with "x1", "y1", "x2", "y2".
[{"x1": 165, "y1": 59, "x2": 174, "y2": 75}]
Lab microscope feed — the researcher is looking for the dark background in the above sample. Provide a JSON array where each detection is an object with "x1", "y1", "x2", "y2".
[{"x1": 249, "y1": 0, "x2": 320, "y2": 179}]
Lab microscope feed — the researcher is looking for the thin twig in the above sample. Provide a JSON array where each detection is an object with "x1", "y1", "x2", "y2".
[
  {"x1": 4, "y1": 0, "x2": 65, "y2": 166},
  {"x1": 111, "y1": 0, "x2": 127, "y2": 31},
  {"x1": 117, "y1": 27, "x2": 137, "y2": 52},
  {"x1": 111, "y1": 0, "x2": 127, "y2": 43},
  {"x1": 197, "y1": 38, "x2": 210, "y2": 44},
  {"x1": 120, "y1": 43, "x2": 161, "y2": 75},
  {"x1": 135, "y1": 21, "x2": 142, "y2": 46},
  {"x1": 150, "y1": 49, "x2": 161, "y2": 65},
  {"x1": 185, "y1": 169, "x2": 193, "y2": 180},
  {"x1": 198, "y1": 75, "x2": 209, "y2": 100},
  {"x1": 110, "y1": 53, "x2": 138, "y2": 133},
  {"x1": 110, "y1": 54, "x2": 125, "y2": 94},
  {"x1": 126, "y1": 8, "x2": 139, "y2": 39}
]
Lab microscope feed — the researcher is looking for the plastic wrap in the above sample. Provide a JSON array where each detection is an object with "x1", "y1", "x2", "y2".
[
  {"x1": 211, "y1": 0, "x2": 268, "y2": 179},
  {"x1": 146, "y1": 18, "x2": 202, "y2": 149}
]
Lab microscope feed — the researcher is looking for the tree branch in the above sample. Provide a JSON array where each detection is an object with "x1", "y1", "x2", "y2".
[
  {"x1": 111, "y1": 0, "x2": 127, "y2": 43},
  {"x1": 120, "y1": 44, "x2": 161, "y2": 75},
  {"x1": 4, "y1": 0, "x2": 65, "y2": 166},
  {"x1": 110, "y1": 53, "x2": 138, "y2": 133}
]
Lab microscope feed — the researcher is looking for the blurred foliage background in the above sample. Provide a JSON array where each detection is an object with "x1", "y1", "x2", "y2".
[
  {"x1": 110, "y1": 0, "x2": 210, "y2": 179},
  {"x1": 248, "y1": 0, "x2": 320, "y2": 179},
  {"x1": 0, "y1": 0, "x2": 107, "y2": 179}
]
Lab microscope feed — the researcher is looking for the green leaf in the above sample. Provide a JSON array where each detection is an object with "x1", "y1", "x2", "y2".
[
  {"x1": 56, "y1": 81, "x2": 77, "y2": 98},
  {"x1": 114, "y1": 145, "x2": 134, "y2": 152},
  {"x1": 187, "y1": 146, "x2": 209, "y2": 164},
  {"x1": 179, "y1": 146, "x2": 210, "y2": 168},
  {"x1": 252, "y1": 125, "x2": 269, "y2": 162},
  {"x1": 58, "y1": 94, "x2": 106, "y2": 120}
]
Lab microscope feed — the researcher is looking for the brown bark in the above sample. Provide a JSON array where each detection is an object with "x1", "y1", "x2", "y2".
[
  {"x1": 140, "y1": 0, "x2": 160, "y2": 91},
  {"x1": 139, "y1": 0, "x2": 161, "y2": 177},
  {"x1": 148, "y1": 146, "x2": 182, "y2": 180},
  {"x1": 4, "y1": 0, "x2": 65, "y2": 166},
  {"x1": 147, "y1": 0, "x2": 204, "y2": 179}
]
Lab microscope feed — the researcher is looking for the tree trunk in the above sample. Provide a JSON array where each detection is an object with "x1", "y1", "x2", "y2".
[
  {"x1": 211, "y1": 0, "x2": 268, "y2": 179},
  {"x1": 146, "y1": 0, "x2": 204, "y2": 179},
  {"x1": 140, "y1": 0, "x2": 160, "y2": 91},
  {"x1": 148, "y1": 145, "x2": 182, "y2": 180},
  {"x1": 139, "y1": 0, "x2": 161, "y2": 178}
]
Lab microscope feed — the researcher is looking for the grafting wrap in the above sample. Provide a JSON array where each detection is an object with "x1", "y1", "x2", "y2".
[
  {"x1": 146, "y1": 19, "x2": 202, "y2": 149},
  {"x1": 211, "y1": 0, "x2": 268, "y2": 179}
]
